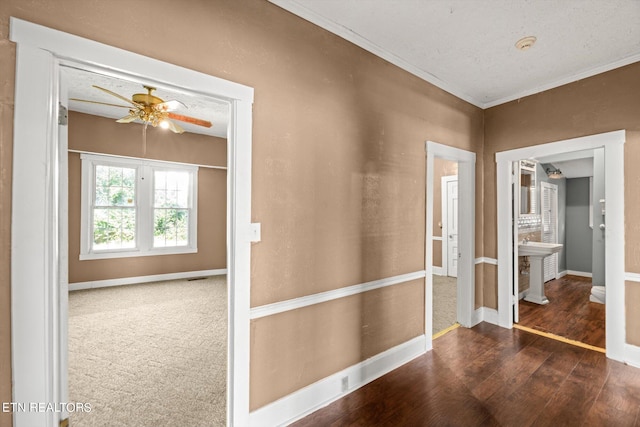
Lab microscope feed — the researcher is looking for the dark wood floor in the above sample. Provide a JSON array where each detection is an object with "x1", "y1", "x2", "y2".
[
  {"x1": 292, "y1": 323, "x2": 640, "y2": 426},
  {"x1": 518, "y1": 275, "x2": 605, "y2": 349}
]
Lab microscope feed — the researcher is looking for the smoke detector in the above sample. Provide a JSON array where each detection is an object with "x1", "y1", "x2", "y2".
[{"x1": 515, "y1": 36, "x2": 537, "y2": 51}]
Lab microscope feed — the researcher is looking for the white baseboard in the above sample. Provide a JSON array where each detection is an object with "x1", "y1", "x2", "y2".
[
  {"x1": 432, "y1": 266, "x2": 444, "y2": 276},
  {"x1": 248, "y1": 335, "x2": 427, "y2": 427},
  {"x1": 557, "y1": 270, "x2": 568, "y2": 278},
  {"x1": 624, "y1": 343, "x2": 640, "y2": 369},
  {"x1": 68, "y1": 269, "x2": 227, "y2": 291},
  {"x1": 470, "y1": 307, "x2": 499, "y2": 327},
  {"x1": 471, "y1": 308, "x2": 483, "y2": 326},
  {"x1": 565, "y1": 270, "x2": 592, "y2": 278}
]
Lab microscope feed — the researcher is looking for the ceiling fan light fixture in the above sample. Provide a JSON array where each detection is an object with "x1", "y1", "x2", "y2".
[
  {"x1": 515, "y1": 36, "x2": 537, "y2": 51},
  {"x1": 79, "y1": 85, "x2": 208, "y2": 134}
]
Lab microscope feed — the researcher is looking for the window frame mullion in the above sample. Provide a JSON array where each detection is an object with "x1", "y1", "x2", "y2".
[{"x1": 138, "y1": 164, "x2": 153, "y2": 252}]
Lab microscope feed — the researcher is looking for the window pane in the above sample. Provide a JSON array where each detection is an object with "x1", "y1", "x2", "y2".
[
  {"x1": 93, "y1": 207, "x2": 136, "y2": 251},
  {"x1": 122, "y1": 168, "x2": 136, "y2": 188},
  {"x1": 95, "y1": 186, "x2": 109, "y2": 206},
  {"x1": 153, "y1": 208, "x2": 189, "y2": 247},
  {"x1": 95, "y1": 165, "x2": 136, "y2": 207},
  {"x1": 154, "y1": 170, "x2": 189, "y2": 208}
]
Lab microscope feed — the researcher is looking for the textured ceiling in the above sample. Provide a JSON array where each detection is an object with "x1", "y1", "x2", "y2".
[
  {"x1": 64, "y1": 66, "x2": 229, "y2": 138},
  {"x1": 270, "y1": 0, "x2": 640, "y2": 108}
]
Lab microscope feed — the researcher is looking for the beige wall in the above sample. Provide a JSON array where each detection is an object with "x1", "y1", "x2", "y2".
[
  {"x1": 0, "y1": 1, "x2": 484, "y2": 422},
  {"x1": 67, "y1": 112, "x2": 226, "y2": 283},
  {"x1": 0, "y1": 15, "x2": 14, "y2": 424},
  {"x1": 6, "y1": 0, "x2": 640, "y2": 421},
  {"x1": 627, "y1": 281, "x2": 640, "y2": 345},
  {"x1": 6, "y1": 0, "x2": 639, "y2": 420},
  {"x1": 484, "y1": 62, "x2": 640, "y2": 330},
  {"x1": 250, "y1": 278, "x2": 424, "y2": 410}
]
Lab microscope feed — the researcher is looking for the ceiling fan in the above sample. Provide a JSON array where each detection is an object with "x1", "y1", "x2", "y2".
[{"x1": 71, "y1": 85, "x2": 213, "y2": 134}]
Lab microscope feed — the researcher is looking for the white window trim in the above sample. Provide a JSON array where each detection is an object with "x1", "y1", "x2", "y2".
[{"x1": 80, "y1": 153, "x2": 198, "y2": 260}]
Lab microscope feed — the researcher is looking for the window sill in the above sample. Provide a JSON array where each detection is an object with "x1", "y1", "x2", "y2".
[{"x1": 79, "y1": 247, "x2": 197, "y2": 261}]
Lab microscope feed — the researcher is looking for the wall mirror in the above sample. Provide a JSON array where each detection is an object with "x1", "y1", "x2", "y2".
[{"x1": 519, "y1": 160, "x2": 537, "y2": 215}]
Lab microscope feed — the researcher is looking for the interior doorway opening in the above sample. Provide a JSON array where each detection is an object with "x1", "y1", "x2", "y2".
[
  {"x1": 62, "y1": 63, "x2": 232, "y2": 425},
  {"x1": 512, "y1": 150, "x2": 606, "y2": 350},
  {"x1": 496, "y1": 130, "x2": 625, "y2": 362},
  {"x1": 10, "y1": 18, "x2": 254, "y2": 427},
  {"x1": 425, "y1": 141, "x2": 476, "y2": 347},
  {"x1": 432, "y1": 163, "x2": 459, "y2": 335}
]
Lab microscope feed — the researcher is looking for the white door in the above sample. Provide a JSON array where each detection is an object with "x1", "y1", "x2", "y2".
[
  {"x1": 446, "y1": 179, "x2": 459, "y2": 278},
  {"x1": 541, "y1": 181, "x2": 559, "y2": 282}
]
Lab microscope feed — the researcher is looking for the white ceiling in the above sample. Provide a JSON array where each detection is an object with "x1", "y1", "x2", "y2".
[
  {"x1": 64, "y1": 66, "x2": 229, "y2": 138},
  {"x1": 270, "y1": 0, "x2": 640, "y2": 108}
]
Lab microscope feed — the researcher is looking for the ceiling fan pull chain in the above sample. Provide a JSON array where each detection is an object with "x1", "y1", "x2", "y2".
[{"x1": 142, "y1": 121, "x2": 148, "y2": 155}]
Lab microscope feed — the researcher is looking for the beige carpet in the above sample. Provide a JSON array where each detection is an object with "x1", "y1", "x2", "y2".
[
  {"x1": 433, "y1": 275, "x2": 457, "y2": 335},
  {"x1": 68, "y1": 276, "x2": 227, "y2": 427}
]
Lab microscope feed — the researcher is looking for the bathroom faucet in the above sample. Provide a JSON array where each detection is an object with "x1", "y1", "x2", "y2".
[{"x1": 522, "y1": 236, "x2": 530, "y2": 244}]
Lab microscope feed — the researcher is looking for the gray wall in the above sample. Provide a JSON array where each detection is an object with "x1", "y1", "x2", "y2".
[
  {"x1": 592, "y1": 148, "x2": 606, "y2": 285},
  {"x1": 565, "y1": 177, "x2": 593, "y2": 273}
]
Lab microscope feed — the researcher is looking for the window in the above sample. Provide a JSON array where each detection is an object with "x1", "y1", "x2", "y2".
[{"x1": 80, "y1": 154, "x2": 198, "y2": 259}]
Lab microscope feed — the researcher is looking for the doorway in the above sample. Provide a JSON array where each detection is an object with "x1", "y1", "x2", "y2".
[
  {"x1": 62, "y1": 65, "x2": 230, "y2": 425},
  {"x1": 495, "y1": 130, "x2": 626, "y2": 361},
  {"x1": 425, "y1": 141, "x2": 475, "y2": 345},
  {"x1": 10, "y1": 18, "x2": 253, "y2": 427},
  {"x1": 513, "y1": 152, "x2": 605, "y2": 349},
  {"x1": 432, "y1": 167, "x2": 459, "y2": 335}
]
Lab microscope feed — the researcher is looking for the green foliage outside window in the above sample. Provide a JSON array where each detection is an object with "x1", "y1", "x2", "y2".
[
  {"x1": 88, "y1": 161, "x2": 194, "y2": 252},
  {"x1": 153, "y1": 170, "x2": 190, "y2": 247},
  {"x1": 154, "y1": 209, "x2": 189, "y2": 246},
  {"x1": 93, "y1": 165, "x2": 136, "y2": 250}
]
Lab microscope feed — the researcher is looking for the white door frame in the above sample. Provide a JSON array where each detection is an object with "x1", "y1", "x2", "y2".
[
  {"x1": 10, "y1": 18, "x2": 254, "y2": 427},
  {"x1": 496, "y1": 130, "x2": 625, "y2": 361},
  {"x1": 441, "y1": 175, "x2": 458, "y2": 277},
  {"x1": 426, "y1": 141, "x2": 475, "y2": 343}
]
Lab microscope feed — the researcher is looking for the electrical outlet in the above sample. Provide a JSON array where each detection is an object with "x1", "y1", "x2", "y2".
[{"x1": 341, "y1": 376, "x2": 349, "y2": 392}]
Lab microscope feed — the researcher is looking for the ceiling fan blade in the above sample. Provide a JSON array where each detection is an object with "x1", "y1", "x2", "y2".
[
  {"x1": 167, "y1": 112, "x2": 212, "y2": 128},
  {"x1": 164, "y1": 119, "x2": 185, "y2": 134},
  {"x1": 116, "y1": 114, "x2": 138, "y2": 123},
  {"x1": 69, "y1": 98, "x2": 131, "y2": 109},
  {"x1": 93, "y1": 85, "x2": 141, "y2": 108},
  {"x1": 155, "y1": 100, "x2": 186, "y2": 112}
]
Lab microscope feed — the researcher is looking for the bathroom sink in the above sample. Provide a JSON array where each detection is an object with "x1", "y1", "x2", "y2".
[
  {"x1": 519, "y1": 242, "x2": 563, "y2": 305},
  {"x1": 518, "y1": 242, "x2": 563, "y2": 257}
]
